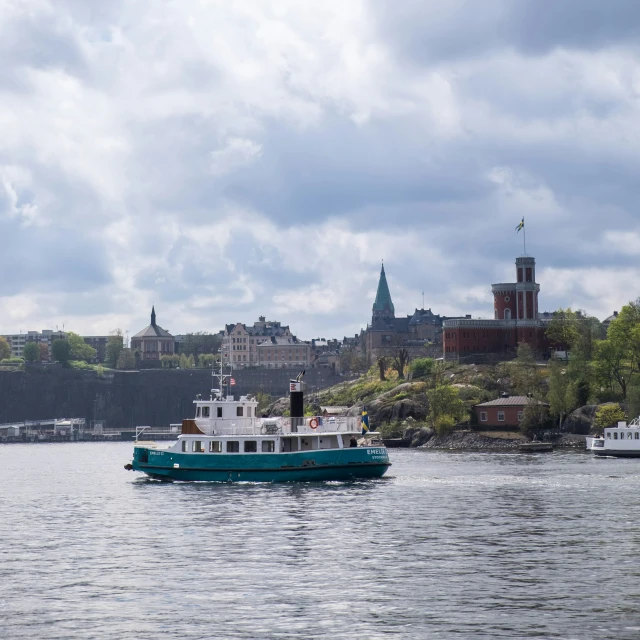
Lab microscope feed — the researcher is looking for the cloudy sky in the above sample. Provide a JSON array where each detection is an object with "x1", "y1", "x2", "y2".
[{"x1": 2, "y1": 0, "x2": 640, "y2": 341}]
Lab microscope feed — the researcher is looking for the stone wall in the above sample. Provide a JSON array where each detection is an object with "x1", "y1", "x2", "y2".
[{"x1": 0, "y1": 367, "x2": 339, "y2": 428}]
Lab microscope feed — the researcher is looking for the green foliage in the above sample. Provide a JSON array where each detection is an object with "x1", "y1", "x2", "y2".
[
  {"x1": 179, "y1": 332, "x2": 222, "y2": 358},
  {"x1": 23, "y1": 341, "x2": 40, "y2": 362},
  {"x1": 198, "y1": 353, "x2": 216, "y2": 368},
  {"x1": 96, "y1": 364, "x2": 105, "y2": 378},
  {"x1": 116, "y1": 348, "x2": 136, "y2": 370},
  {"x1": 593, "y1": 300, "x2": 640, "y2": 398},
  {"x1": 426, "y1": 384, "x2": 467, "y2": 436},
  {"x1": 377, "y1": 422, "x2": 405, "y2": 438},
  {"x1": 320, "y1": 375, "x2": 398, "y2": 407},
  {"x1": 546, "y1": 308, "x2": 580, "y2": 348},
  {"x1": 51, "y1": 339, "x2": 71, "y2": 364},
  {"x1": 105, "y1": 331, "x2": 124, "y2": 368},
  {"x1": 627, "y1": 386, "x2": 640, "y2": 422},
  {"x1": 519, "y1": 399, "x2": 551, "y2": 439},
  {"x1": 594, "y1": 404, "x2": 625, "y2": 429},
  {"x1": 512, "y1": 343, "x2": 543, "y2": 397},
  {"x1": 0, "y1": 337, "x2": 11, "y2": 360},
  {"x1": 66, "y1": 332, "x2": 97, "y2": 362},
  {"x1": 161, "y1": 354, "x2": 180, "y2": 368},
  {"x1": 69, "y1": 360, "x2": 96, "y2": 370},
  {"x1": 255, "y1": 391, "x2": 272, "y2": 415},
  {"x1": 179, "y1": 353, "x2": 189, "y2": 369},
  {"x1": 410, "y1": 358, "x2": 435, "y2": 378},
  {"x1": 575, "y1": 379, "x2": 591, "y2": 407},
  {"x1": 548, "y1": 358, "x2": 576, "y2": 428}
]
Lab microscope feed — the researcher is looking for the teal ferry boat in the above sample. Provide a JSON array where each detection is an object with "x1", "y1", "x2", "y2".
[{"x1": 125, "y1": 370, "x2": 390, "y2": 482}]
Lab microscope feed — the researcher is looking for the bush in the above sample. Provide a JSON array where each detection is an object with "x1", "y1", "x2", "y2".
[
  {"x1": 594, "y1": 404, "x2": 625, "y2": 429},
  {"x1": 410, "y1": 358, "x2": 435, "y2": 378},
  {"x1": 378, "y1": 422, "x2": 404, "y2": 438}
]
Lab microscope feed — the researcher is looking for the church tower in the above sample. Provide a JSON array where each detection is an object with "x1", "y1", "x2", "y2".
[{"x1": 372, "y1": 263, "x2": 395, "y2": 323}]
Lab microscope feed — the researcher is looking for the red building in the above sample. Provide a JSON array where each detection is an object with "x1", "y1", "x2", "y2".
[
  {"x1": 473, "y1": 395, "x2": 549, "y2": 428},
  {"x1": 443, "y1": 256, "x2": 550, "y2": 360}
]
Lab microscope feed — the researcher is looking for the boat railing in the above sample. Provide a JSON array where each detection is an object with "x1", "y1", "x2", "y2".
[{"x1": 201, "y1": 416, "x2": 361, "y2": 436}]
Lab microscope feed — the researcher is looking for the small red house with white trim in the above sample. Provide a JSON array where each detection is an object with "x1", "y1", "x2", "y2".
[{"x1": 473, "y1": 395, "x2": 549, "y2": 428}]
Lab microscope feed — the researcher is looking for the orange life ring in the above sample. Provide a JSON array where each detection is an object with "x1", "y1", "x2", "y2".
[{"x1": 309, "y1": 418, "x2": 318, "y2": 429}]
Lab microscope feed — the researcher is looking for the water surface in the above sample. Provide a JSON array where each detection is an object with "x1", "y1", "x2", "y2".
[{"x1": 1, "y1": 444, "x2": 640, "y2": 639}]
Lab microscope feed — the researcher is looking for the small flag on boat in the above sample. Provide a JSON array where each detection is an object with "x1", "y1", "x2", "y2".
[
  {"x1": 515, "y1": 217, "x2": 524, "y2": 233},
  {"x1": 361, "y1": 407, "x2": 370, "y2": 435},
  {"x1": 230, "y1": 378, "x2": 236, "y2": 386}
]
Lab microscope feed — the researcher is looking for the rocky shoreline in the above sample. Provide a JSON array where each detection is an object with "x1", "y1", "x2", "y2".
[{"x1": 415, "y1": 431, "x2": 587, "y2": 452}]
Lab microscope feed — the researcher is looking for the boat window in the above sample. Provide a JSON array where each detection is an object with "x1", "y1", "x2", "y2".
[
  {"x1": 244, "y1": 441, "x2": 257, "y2": 453},
  {"x1": 636, "y1": 433, "x2": 639, "y2": 440},
  {"x1": 182, "y1": 440, "x2": 188, "y2": 452},
  {"x1": 217, "y1": 407, "x2": 222, "y2": 418},
  {"x1": 193, "y1": 440, "x2": 204, "y2": 452},
  {"x1": 196, "y1": 407, "x2": 201, "y2": 417},
  {"x1": 614, "y1": 432, "x2": 618, "y2": 439},
  {"x1": 629, "y1": 432, "x2": 634, "y2": 439},
  {"x1": 237, "y1": 407, "x2": 244, "y2": 417},
  {"x1": 209, "y1": 441, "x2": 221, "y2": 453},
  {"x1": 227, "y1": 441, "x2": 239, "y2": 453},
  {"x1": 247, "y1": 406, "x2": 252, "y2": 417},
  {"x1": 202, "y1": 406, "x2": 210, "y2": 418},
  {"x1": 607, "y1": 432, "x2": 611, "y2": 438},
  {"x1": 262, "y1": 440, "x2": 275, "y2": 452}
]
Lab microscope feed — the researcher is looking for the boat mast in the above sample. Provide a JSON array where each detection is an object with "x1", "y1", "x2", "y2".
[{"x1": 211, "y1": 351, "x2": 231, "y2": 400}]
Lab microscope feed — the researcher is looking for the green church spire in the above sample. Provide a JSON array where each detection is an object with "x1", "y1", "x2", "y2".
[{"x1": 373, "y1": 262, "x2": 395, "y2": 319}]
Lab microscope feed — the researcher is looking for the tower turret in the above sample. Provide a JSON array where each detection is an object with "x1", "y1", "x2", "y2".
[
  {"x1": 372, "y1": 263, "x2": 395, "y2": 323},
  {"x1": 515, "y1": 256, "x2": 539, "y2": 320}
]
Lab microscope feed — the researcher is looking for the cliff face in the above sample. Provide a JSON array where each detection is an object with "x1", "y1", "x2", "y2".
[{"x1": 0, "y1": 367, "x2": 339, "y2": 427}]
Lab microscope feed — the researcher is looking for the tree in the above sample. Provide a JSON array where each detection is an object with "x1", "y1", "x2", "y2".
[
  {"x1": 512, "y1": 343, "x2": 543, "y2": 397},
  {"x1": 593, "y1": 336, "x2": 634, "y2": 399},
  {"x1": 187, "y1": 354, "x2": 195, "y2": 368},
  {"x1": 23, "y1": 342, "x2": 40, "y2": 363},
  {"x1": 116, "y1": 348, "x2": 136, "y2": 370},
  {"x1": 547, "y1": 358, "x2": 576, "y2": 429},
  {"x1": 546, "y1": 308, "x2": 580, "y2": 349},
  {"x1": 391, "y1": 346, "x2": 411, "y2": 379},
  {"x1": 52, "y1": 339, "x2": 71, "y2": 364},
  {"x1": 66, "y1": 332, "x2": 97, "y2": 362},
  {"x1": 179, "y1": 332, "x2": 222, "y2": 358},
  {"x1": 519, "y1": 398, "x2": 550, "y2": 439},
  {"x1": 627, "y1": 385, "x2": 640, "y2": 422},
  {"x1": 376, "y1": 355, "x2": 388, "y2": 381},
  {"x1": 426, "y1": 383, "x2": 467, "y2": 435},
  {"x1": 38, "y1": 342, "x2": 49, "y2": 362},
  {"x1": 410, "y1": 357, "x2": 435, "y2": 379},
  {"x1": 198, "y1": 353, "x2": 215, "y2": 368},
  {"x1": 0, "y1": 337, "x2": 11, "y2": 360},
  {"x1": 594, "y1": 404, "x2": 625, "y2": 429},
  {"x1": 179, "y1": 353, "x2": 189, "y2": 369},
  {"x1": 105, "y1": 330, "x2": 124, "y2": 368}
]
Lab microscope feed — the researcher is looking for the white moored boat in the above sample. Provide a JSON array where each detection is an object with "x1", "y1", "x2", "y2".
[{"x1": 589, "y1": 418, "x2": 640, "y2": 457}]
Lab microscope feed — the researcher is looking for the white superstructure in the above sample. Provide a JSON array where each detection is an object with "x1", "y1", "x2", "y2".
[{"x1": 589, "y1": 418, "x2": 640, "y2": 457}]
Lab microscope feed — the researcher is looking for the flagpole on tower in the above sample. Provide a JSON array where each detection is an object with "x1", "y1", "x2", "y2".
[{"x1": 523, "y1": 222, "x2": 526, "y2": 256}]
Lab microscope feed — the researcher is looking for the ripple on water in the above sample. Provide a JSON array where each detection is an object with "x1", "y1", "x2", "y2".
[{"x1": 1, "y1": 444, "x2": 640, "y2": 639}]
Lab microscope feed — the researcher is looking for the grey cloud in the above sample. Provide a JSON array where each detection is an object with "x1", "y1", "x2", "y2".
[{"x1": 373, "y1": 0, "x2": 640, "y2": 63}]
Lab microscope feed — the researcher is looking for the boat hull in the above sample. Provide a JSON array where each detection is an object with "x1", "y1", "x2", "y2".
[
  {"x1": 131, "y1": 447, "x2": 391, "y2": 482},
  {"x1": 592, "y1": 449, "x2": 640, "y2": 458}
]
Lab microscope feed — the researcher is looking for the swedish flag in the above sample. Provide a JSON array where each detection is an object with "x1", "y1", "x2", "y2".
[
  {"x1": 516, "y1": 217, "x2": 525, "y2": 233},
  {"x1": 361, "y1": 407, "x2": 370, "y2": 435}
]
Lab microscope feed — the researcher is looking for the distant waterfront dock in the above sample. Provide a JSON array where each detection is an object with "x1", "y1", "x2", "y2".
[{"x1": 0, "y1": 418, "x2": 178, "y2": 443}]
